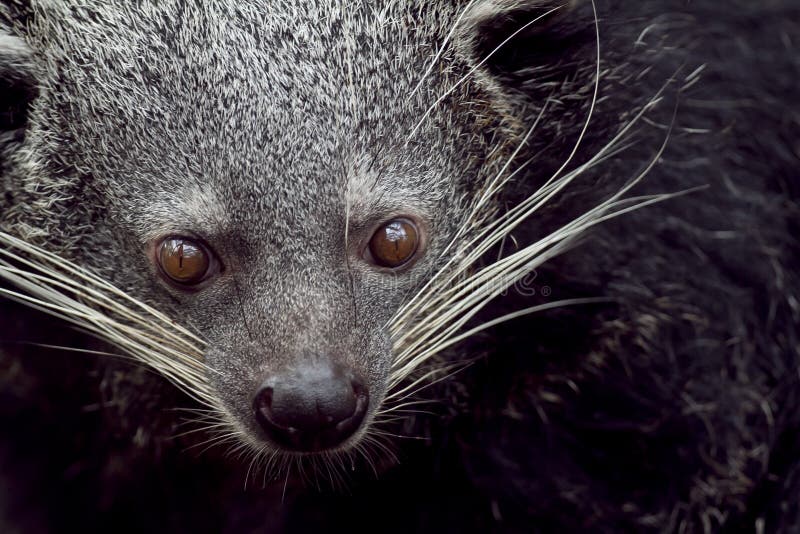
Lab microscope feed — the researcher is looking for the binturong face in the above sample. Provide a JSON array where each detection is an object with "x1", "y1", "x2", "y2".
[{"x1": 1, "y1": 1, "x2": 531, "y2": 457}]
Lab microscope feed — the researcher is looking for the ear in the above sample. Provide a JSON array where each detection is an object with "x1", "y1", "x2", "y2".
[
  {"x1": 459, "y1": 1, "x2": 594, "y2": 95},
  {"x1": 0, "y1": 29, "x2": 37, "y2": 155}
]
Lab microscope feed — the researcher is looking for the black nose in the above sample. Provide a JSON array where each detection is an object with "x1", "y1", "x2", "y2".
[{"x1": 252, "y1": 361, "x2": 369, "y2": 451}]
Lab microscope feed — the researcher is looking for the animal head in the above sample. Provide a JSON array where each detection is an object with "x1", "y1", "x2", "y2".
[{"x1": 1, "y1": 0, "x2": 639, "y2": 466}]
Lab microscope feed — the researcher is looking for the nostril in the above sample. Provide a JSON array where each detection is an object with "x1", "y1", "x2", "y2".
[
  {"x1": 252, "y1": 386, "x2": 275, "y2": 425},
  {"x1": 252, "y1": 362, "x2": 370, "y2": 452}
]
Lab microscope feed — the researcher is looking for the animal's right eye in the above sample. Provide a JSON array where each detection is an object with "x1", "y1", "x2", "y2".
[
  {"x1": 367, "y1": 218, "x2": 421, "y2": 269},
  {"x1": 156, "y1": 236, "x2": 217, "y2": 287}
]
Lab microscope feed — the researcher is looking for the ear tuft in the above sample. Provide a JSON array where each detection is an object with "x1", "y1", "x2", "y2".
[
  {"x1": 0, "y1": 31, "x2": 37, "y2": 136},
  {"x1": 462, "y1": 0, "x2": 591, "y2": 82}
]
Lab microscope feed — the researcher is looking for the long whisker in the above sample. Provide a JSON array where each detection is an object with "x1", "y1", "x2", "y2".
[
  {"x1": 0, "y1": 232, "x2": 218, "y2": 407},
  {"x1": 382, "y1": 1, "x2": 690, "y2": 419}
]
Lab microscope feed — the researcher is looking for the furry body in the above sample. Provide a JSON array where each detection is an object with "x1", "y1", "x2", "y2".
[{"x1": 1, "y1": 1, "x2": 799, "y2": 532}]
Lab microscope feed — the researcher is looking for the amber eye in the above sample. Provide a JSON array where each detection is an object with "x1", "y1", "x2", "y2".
[
  {"x1": 157, "y1": 237, "x2": 213, "y2": 286},
  {"x1": 368, "y1": 218, "x2": 420, "y2": 268}
]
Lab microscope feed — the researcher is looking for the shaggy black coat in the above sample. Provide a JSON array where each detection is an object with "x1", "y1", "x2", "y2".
[{"x1": 1, "y1": 1, "x2": 798, "y2": 533}]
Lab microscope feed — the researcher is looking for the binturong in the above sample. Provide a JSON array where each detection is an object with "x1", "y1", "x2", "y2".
[{"x1": 1, "y1": 1, "x2": 799, "y2": 532}]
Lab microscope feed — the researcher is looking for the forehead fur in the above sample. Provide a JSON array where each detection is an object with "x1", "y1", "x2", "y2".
[
  {"x1": 19, "y1": 1, "x2": 500, "y2": 240},
  {"x1": 1, "y1": 0, "x2": 545, "y2": 259},
  {"x1": 27, "y1": 1, "x2": 469, "y2": 155}
]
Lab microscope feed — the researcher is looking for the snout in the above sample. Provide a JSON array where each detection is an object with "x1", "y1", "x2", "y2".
[{"x1": 252, "y1": 360, "x2": 369, "y2": 452}]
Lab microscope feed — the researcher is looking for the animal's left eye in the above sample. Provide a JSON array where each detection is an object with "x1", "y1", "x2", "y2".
[
  {"x1": 367, "y1": 218, "x2": 421, "y2": 268},
  {"x1": 156, "y1": 236, "x2": 216, "y2": 286}
]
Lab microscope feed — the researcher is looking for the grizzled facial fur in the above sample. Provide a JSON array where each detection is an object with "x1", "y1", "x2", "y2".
[{"x1": 0, "y1": 1, "x2": 526, "y2": 452}]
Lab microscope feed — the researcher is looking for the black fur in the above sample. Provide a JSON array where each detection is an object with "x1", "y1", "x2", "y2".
[{"x1": 1, "y1": 1, "x2": 799, "y2": 532}]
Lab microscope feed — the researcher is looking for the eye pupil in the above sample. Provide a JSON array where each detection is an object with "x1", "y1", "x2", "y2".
[
  {"x1": 369, "y1": 219, "x2": 419, "y2": 268},
  {"x1": 158, "y1": 237, "x2": 211, "y2": 285}
]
